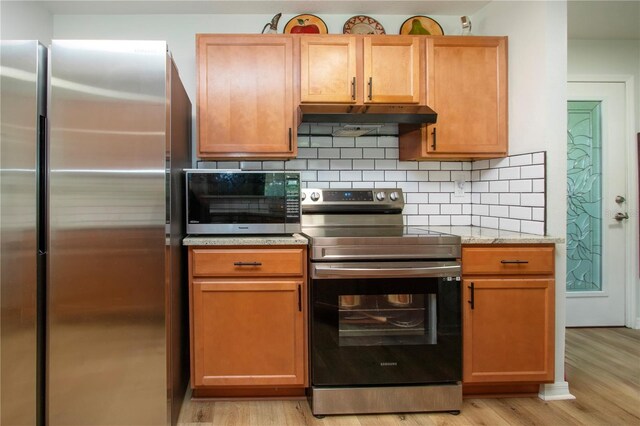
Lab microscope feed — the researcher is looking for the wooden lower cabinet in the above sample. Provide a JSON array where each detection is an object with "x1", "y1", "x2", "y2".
[
  {"x1": 462, "y1": 244, "x2": 555, "y2": 393},
  {"x1": 189, "y1": 246, "x2": 308, "y2": 396}
]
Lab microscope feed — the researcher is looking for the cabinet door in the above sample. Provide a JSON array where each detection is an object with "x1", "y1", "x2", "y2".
[
  {"x1": 192, "y1": 279, "x2": 305, "y2": 387},
  {"x1": 196, "y1": 35, "x2": 295, "y2": 158},
  {"x1": 426, "y1": 36, "x2": 507, "y2": 155},
  {"x1": 463, "y1": 278, "x2": 554, "y2": 383},
  {"x1": 363, "y1": 36, "x2": 422, "y2": 104},
  {"x1": 300, "y1": 36, "x2": 357, "y2": 103}
]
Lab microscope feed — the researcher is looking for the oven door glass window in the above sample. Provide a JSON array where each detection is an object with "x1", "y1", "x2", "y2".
[
  {"x1": 311, "y1": 276, "x2": 461, "y2": 387},
  {"x1": 338, "y1": 293, "x2": 437, "y2": 347}
]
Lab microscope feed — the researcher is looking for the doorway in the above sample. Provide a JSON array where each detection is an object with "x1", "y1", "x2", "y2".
[{"x1": 566, "y1": 81, "x2": 630, "y2": 327}]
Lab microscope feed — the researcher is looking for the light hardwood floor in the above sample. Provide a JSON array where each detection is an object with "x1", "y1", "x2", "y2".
[{"x1": 178, "y1": 328, "x2": 640, "y2": 425}]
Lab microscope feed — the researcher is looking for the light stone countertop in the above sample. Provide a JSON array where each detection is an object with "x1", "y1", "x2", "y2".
[
  {"x1": 423, "y1": 226, "x2": 564, "y2": 244},
  {"x1": 183, "y1": 233, "x2": 309, "y2": 246}
]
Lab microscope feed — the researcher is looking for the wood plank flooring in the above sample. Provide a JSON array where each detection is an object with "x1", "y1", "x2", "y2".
[{"x1": 178, "y1": 328, "x2": 640, "y2": 425}]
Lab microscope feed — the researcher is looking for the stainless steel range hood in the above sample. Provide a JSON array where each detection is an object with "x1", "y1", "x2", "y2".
[{"x1": 299, "y1": 104, "x2": 437, "y2": 125}]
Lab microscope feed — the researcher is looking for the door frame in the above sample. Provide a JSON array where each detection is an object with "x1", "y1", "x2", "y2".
[{"x1": 567, "y1": 75, "x2": 638, "y2": 329}]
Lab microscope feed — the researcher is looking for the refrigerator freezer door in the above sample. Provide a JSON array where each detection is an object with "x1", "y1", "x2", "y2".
[
  {"x1": 0, "y1": 40, "x2": 46, "y2": 426},
  {"x1": 48, "y1": 40, "x2": 169, "y2": 425}
]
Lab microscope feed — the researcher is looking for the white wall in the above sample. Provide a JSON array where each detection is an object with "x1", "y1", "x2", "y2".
[
  {"x1": 568, "y1": 39, "x2": 640, "y2": 328},
  {"x1": 473, "y1": 0, "x2": 570, "y2": 399},
  {"x1": 0, "y1": 1, "x2": 53, "y2": 44}
]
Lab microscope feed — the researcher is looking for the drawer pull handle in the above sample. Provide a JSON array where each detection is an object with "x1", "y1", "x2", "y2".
[
  {"x1": 297, "y1": 284, "x2": 302, "y2": 312},
  {"x1": 468, "y1": 282, "x2": 475, "y2": 310},
  {"x1": 234, "y1": 261, "x2": 262, "y2": 267},
  {"x1": 500, "y1": 260, "x2": 529, "y2": 264}
]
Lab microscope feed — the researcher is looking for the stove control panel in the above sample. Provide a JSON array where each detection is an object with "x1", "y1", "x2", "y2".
[{"x1": 301, "y1": 188, "x2": 404, "y2": 210}]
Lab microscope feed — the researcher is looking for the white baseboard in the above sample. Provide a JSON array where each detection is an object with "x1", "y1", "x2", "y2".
[
  {"x1": 635, "y1": 317, "x2": 640, "y2": 329},
  {"x1": 538, "y1": 381, "x2": 576, "y2": 401}
]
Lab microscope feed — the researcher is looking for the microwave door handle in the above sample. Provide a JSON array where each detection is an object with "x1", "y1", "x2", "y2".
[{"x1": 314, "y1": 265, "x2": 460, "y2": 278}]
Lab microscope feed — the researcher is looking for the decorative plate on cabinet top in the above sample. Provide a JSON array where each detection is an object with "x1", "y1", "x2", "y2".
[
  {"x1": 343, "y1": 15, "x2": 386, "y2": 35},
  {"x1": 283, "y1": 14, "x2": 328, "y2": 34},
  {"x1": 399, "y1": 16, "x2": 444, "y2": 35}
]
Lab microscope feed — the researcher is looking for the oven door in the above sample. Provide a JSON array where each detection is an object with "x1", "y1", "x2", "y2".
[{"x1": 310, "y1": 261, "x2": 461, "y2": 387}]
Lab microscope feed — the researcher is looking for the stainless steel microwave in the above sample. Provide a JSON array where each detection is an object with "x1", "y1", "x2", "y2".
[{"x1": 185, "y1": 170, "x2": 301, "y2": 235}]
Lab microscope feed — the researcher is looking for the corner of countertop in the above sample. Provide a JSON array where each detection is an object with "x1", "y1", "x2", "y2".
[
  {"x1": 183, "y1": 233, "x2": 309, "y2": 246},
  {"x1": 420, "y1": 226, "x2": 565, "y2": 244}
]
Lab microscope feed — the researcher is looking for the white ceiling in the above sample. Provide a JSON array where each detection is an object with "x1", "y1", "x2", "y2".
[
  {"x1": 31, "y1": 1, "x2": 491, "y2": 15},
  {"x1": 26, "y1": 0, "x2": 640, "y2": 40}
]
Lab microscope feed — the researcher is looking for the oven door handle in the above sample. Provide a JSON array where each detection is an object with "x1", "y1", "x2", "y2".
[{"x1": 313, "y1": 264, "x2": 460, "y2": 278}]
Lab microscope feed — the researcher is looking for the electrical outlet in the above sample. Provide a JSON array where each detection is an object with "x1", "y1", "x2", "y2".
[{"x1": 452, "y1": 172, "x2": 466, "y2": 197}]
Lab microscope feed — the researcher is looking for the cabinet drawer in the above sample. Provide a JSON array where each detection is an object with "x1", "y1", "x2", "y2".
[
  {"x1": 192, "y1": 248, "x2": 305, "y2": 277},
  {"x1": 462, "y1": 246, "x2": 554, "y2": 275}
]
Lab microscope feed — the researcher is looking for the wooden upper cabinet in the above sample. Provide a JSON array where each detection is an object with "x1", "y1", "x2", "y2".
[
  {"x1": 363, "y1": 36, "x2": 423, "y2": 104},
  {"x1": 196, "y1": 35, "x2": 296, "y2": 159},
  {"x1": 300, "y1": 36, "x2": 357, "y2": 103},
  {"x1": 400, "y1": 36, "x2": 508, "y2": 160},
  {"x1": 298, "y1": 35, "x2": 423, "y2": 105}
]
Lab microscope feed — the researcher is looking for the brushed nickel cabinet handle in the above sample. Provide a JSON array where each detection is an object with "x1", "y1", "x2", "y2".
[
  {"x1": 367, "y1": 77, "x2": 372, "y2": 100},
  {"x1": 233, "y1": 261, "x2": 262, "y2": 266}
]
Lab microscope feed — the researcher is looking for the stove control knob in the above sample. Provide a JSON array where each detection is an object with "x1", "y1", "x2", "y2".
[
  {"x1": 376, "y1": 191, "x2": 386, "y2": 201},
  {"x1": 389, "y1": 191, "x2": 399, "y2": 201},
  {"x1": 301, "y1": 192, "x2": 307, "y2": 201},
  {"x1": 310, "y1": 192, "x2": 320, "y2": 202}
]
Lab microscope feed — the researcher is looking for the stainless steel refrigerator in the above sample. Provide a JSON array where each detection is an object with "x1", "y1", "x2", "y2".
[{"x1": 1, "y1": 40, "x2": 191, "y2": 426}]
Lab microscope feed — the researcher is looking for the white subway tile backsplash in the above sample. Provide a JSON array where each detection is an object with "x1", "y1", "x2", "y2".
[
  {"x1": 363, "y1": 148, "x2": 385, "y2": 158},
  {"x1": 355, "y1": 136, "x2": 378, "y2": 147},
  {"x1": 318, "y1": 148, "x2": 340, "y2": 158},
  {"x1": 499, "y1": 218, "x2": 521, "y2": 232},
  {"x1": 204, "y1": 130, "x2": 546, "y2": 236},
  {"x1": 521, "y1": 221, "x2": 545, "y2": 235},
  {"x1": 441, "y1": 162, "x2": 463, "y2": 171},
  {"x1": 307, "y1": 159, "x2": 330, "y2": 170},
  {"x1": 407, "y1": 215, "x2": 430, "y2": 226},
  {"x1": 385, "y1": 171, "x2": 407, "y2": 181},
  {"x1": 499, "y1": 193, "x2": 521, "y2": 206},
  {"x1": 374, "y1": 160, "x2": 397, "y2": 170},
  {"x1": 480, "y1": 169, "x2": 499, "y2": 181},
  {"x1": 285, "y1": 159, "x2": 307, "y2": 170},
  {"x1": 318, "y1": 171, "x2": 340, "y2": 181},
  {"x1": 490, "y1": 157, "x2": 510, "y2": 168},
  {"x1": 310, "y1": 136, "x2": 333, "y2": 147},
  {"x1": 521, "y1": 165, "x2": 545, "y2": 179},
  {"x1": 385, "y1": 148, "x2": 399, "y2": 159},
  {"x1": 377, "y1": 136, "x2": 398, "y2": 148},
  {"x1": 510, "y1": 206, "x2": 532, "y2": 220},
  {"x1": 490, "y1": 205, "x2": 509, "y2": 218},
  {"x1": 353, "y1": 159, "x2": 375, "y2": 170},
  {"x1": 429, "y1": 171, "x2": 451, "y2": 181},
  {"x1": 490, "y1": 181, "x2": 509, "y2": 193},
  {"x1": 429, "y1": 193, "x2": 450, "y2": 204},
  {"x1": 499, "y1": 167, "x2": 520, "y2": 180},
  {"x1": 341, "y1": 171, "x2": 362, "y2": 181},
  {"x1": 333, "y1": 137, "x2": 356, "y2": 147},
  {"x1": 341, "y1": 148, "x2": 364, "y2": 159},
  {"x1": 330, "y1": 159, "x2": 352, "y2": 170},
  {"x1": 419, "y1": 204, "x2": 440, "y2": 215},
  {"x1": 510, "y1": 179, "x2": 533, "y2": 193},
  {"x1": 262, "y1": 161, "x2": 285, "y2": 170},
  {"x1": 297, "y1": 148, "x2": 318, "y2": 159},
  {"x1": 418, "y1": 162, "x2": 441, "y2": 170},
  {"x1": 521, "y1": 193, "x2": 545, "y2": 207},
  {"x1": 509, "y1": 154, "x2": 532, "y2": 166},
  {"x1": 429, "y1": 216, "x2": 451, "y2": 226}
]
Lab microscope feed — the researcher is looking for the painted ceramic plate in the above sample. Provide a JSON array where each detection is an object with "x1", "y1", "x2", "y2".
[
  {"x1": 343, "y1": 15, "x2": 386, "y2": 35},
  {"x1": 399, "y1": 16, "x2": 444, "y2": 35},
  {"x1": 283, "y1": 14, "x2": 328, "y2": 34}
]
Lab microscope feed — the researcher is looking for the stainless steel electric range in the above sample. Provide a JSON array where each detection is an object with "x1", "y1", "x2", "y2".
[{"x1": 301, "y1": 188, "x2": 462, "y2": 417}]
